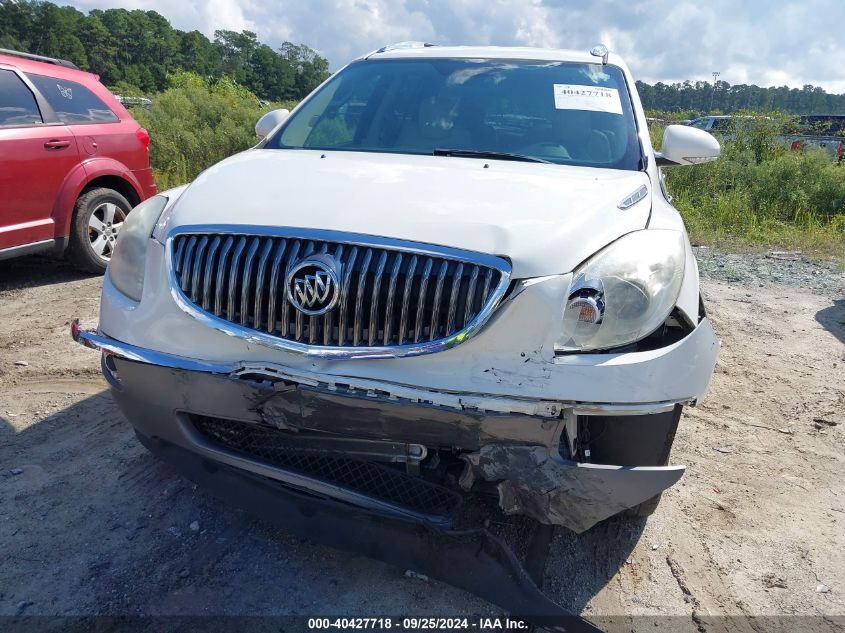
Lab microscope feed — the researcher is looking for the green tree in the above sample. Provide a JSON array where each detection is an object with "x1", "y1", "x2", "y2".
[
  {"x1": 280, "y1": 41, "x2": 330, "y2": 98},
  {"x1": 1, "y1": 1, "x2": 330, "y2": 98},
  {"x1": 132, "y1": 71, "x2": 290, "y2": 188}
]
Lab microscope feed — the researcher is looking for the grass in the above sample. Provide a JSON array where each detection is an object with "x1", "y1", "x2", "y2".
[
  {"x1": 668, "y1": 158, "x2": 845, "y2": 257},
  {"x1": 130, "y1": 71, "x2": 295, "y2": 191},
  {"x1": 651, "y1": 112, "x2": 845, "y2": 258}
]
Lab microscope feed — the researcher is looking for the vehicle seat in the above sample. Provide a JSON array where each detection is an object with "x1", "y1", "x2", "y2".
[
  {"x1": 551, "y1": 110, "x2": 618, "y2": 162},
  {"x1": 585, "y1": 129, "x2": 611, "y2": 162},
  {"x1": 396, "y1": 91, "x2": 472, "y2": 150}
]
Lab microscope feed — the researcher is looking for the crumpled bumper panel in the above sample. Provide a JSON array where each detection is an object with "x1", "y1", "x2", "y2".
[
  {"x1": 99, "y1": 351, "x2": 685, "y2": 533},
  {"x1": 461, "y1": 446, "x2": 684, "y2": 533}
]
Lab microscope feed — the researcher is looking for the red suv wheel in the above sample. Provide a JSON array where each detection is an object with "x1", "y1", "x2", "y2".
[{"x1": 66, "y1": 187, "x2": 132, "y2": 273}]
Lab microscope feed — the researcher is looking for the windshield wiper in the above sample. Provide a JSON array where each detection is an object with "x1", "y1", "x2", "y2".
[{"x1": 432, "y1": 149, "x2": 552, "y2": 164}]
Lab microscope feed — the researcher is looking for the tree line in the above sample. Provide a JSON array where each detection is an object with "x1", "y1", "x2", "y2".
[
  {"x1": 636, "y1": 79, "x2": 845, "y2": 115},
  {"x1": 3, "y1": 1, "x2": 844, "y2": 113},
  {"x1": 0, "y1": 0, "x2": 329, "y2": 100}
]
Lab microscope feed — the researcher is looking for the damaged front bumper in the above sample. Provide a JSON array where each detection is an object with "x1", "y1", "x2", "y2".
[{"x1": 72, "y1": 321, "x2": 687, "y2": 534}]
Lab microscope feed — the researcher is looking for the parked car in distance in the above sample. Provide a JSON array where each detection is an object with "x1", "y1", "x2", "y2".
[
  {"x1": 687, "y1": 113, "x2": 845, "y2": 159},
  {"x1": 782, "y1": 114, "x2": 845, "y2": 159},
  {"x1": 687, "y1": 115, "x2": 727, "y2": 132},
  {"x1": 74, "y1": 43, "x2": 722, "y2": 540},
  {"x1": 687, "y1": 114, "x2": 758, "y2": 133},
  {"x1": 0, "y1": 49, "x2": 156, "y2": 272},
  {"x1": 114, "y1": 95, "x2": 153, "y2": 109}
]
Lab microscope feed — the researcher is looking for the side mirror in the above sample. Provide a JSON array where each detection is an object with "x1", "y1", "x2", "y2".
[
  {"x1": 656, "y1": 124, "x2": 720, "y2": 166},
  {"x1": 255, "y1": 108, "x2": 290, "y2": 139}
]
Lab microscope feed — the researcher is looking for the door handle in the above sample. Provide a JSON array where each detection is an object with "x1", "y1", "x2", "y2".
[{"x1": 44, "y1": 139, "x2": 71, "y2": 150}]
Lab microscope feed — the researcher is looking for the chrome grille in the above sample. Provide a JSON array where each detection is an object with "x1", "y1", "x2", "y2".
[{"x1": 170, "y1": 230, "x2": 509, "y2": 356}]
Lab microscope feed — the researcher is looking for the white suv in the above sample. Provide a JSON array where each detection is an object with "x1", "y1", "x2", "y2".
[{"x1": 74, "y1": 44, "x2": 720, "y2": 535}]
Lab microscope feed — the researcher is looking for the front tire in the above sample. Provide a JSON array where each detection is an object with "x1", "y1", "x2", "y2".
[{"x1": 67, "y1": 187, "x2": 132, "y2": 274}]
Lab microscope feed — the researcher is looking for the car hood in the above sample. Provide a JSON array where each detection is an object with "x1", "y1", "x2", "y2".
[{"x1": 169, "y1": 149, "x2": 652, "y2": 278}]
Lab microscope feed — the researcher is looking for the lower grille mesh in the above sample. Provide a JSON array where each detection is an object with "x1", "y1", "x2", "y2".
[{"x1": 191, "y1": 415, "x2": 461, "y2": 517}]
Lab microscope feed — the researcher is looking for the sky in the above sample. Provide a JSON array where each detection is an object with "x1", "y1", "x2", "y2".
[{"x1": 67, "y1": 0, "x2": 845, "y2": 93}]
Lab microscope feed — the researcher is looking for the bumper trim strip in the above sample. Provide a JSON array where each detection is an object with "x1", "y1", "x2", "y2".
[
  {"x1": 70, "y1": 320, "x2": 691, "y2": 416},
  {"x1": 72, "y1": 319, "x2": 237, "y2": 373}
]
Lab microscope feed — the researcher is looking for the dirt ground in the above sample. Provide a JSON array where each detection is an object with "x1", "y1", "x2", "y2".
[{"x1": 1, "y1": 254, "x2": 843, "y2": 628}]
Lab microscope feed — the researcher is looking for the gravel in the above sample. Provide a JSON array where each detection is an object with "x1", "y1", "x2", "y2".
[{"x1": 694, "y1": 246, "x2": 844, "y2": 292}]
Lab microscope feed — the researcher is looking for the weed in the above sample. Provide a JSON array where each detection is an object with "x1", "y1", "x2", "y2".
[{"x1": 651, "y1": 111, "x2": 845, "y2": 256}]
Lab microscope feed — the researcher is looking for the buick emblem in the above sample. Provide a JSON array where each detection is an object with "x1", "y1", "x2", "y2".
[{"x1": 286, "y1": 254, "x2": 341, "y2": 316}]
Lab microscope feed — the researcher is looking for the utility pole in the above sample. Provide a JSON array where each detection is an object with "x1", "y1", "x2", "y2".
[{"x1": 709, "y1": 71, "x2": 720, "y2": 112}]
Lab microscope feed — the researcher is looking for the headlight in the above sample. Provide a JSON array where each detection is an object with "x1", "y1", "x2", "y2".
[
  {"x1": 108, "y1": 195, "x2": 169, "y2": 301},
  {"x1": 556, "y1": 230, "x2": 686, "y2": 352}
]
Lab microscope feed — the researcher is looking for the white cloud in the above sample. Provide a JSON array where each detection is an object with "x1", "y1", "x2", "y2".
[
  {"x1": 68, "y1": 0, "x2": 845, "y2": 93},
  {"x1": 70, "y1": 0, "x2": 256, "y2": 37}
]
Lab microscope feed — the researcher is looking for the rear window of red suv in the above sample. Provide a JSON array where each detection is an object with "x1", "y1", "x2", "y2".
[{"x1": 26, "y1": 73, "x2": 119, "y2": 124}]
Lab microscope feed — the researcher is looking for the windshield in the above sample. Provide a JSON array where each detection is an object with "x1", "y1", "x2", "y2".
[{"x1": 266, "y1": 58, "x2": 643, "y2": 170}]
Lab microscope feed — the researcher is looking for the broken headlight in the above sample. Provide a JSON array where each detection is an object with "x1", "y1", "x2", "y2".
[
  {"x1": 107, "y1": 194, "x2": 169, "y2": 301},
  {"x1": 556, "y1": 230, "x2": 686, "y2": 352}
]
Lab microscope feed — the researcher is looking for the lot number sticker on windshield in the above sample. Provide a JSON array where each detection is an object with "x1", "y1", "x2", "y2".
[{"x1": 553, "y1": 84, "x2": 622, "y2": 115}]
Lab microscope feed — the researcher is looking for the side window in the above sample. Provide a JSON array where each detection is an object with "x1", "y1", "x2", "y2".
[
  {"x1": 26, "y1": 73, "x2": 119, "y2": 124},
  {"x1": 0, "y1": 69, "x2": 43, "y2": 127}
]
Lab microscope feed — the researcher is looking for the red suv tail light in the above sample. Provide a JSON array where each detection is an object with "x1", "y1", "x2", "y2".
[{"x1": 135, "y1": 127, "x2": 150, "y2": 151}]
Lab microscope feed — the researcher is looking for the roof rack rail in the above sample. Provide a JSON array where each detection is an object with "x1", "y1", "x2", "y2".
[
  {"x1": 375, "y1": 41, "x2": 437, "y2": 54},
  {"x1": 0, "y1": 48, "x2": 80, "y2": 70}
]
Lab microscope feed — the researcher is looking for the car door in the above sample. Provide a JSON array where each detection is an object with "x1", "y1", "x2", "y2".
[
  {"x1": 24, "y1": 72, "x2": 136, "y2": 170},
  {"x1": 0, "y1": 68, "x2": 80, "y2": 252}
]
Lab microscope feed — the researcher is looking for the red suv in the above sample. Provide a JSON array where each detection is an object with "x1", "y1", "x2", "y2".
[{"x1": 0, "y1": 49, "x2": 156, "y2": 273}]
